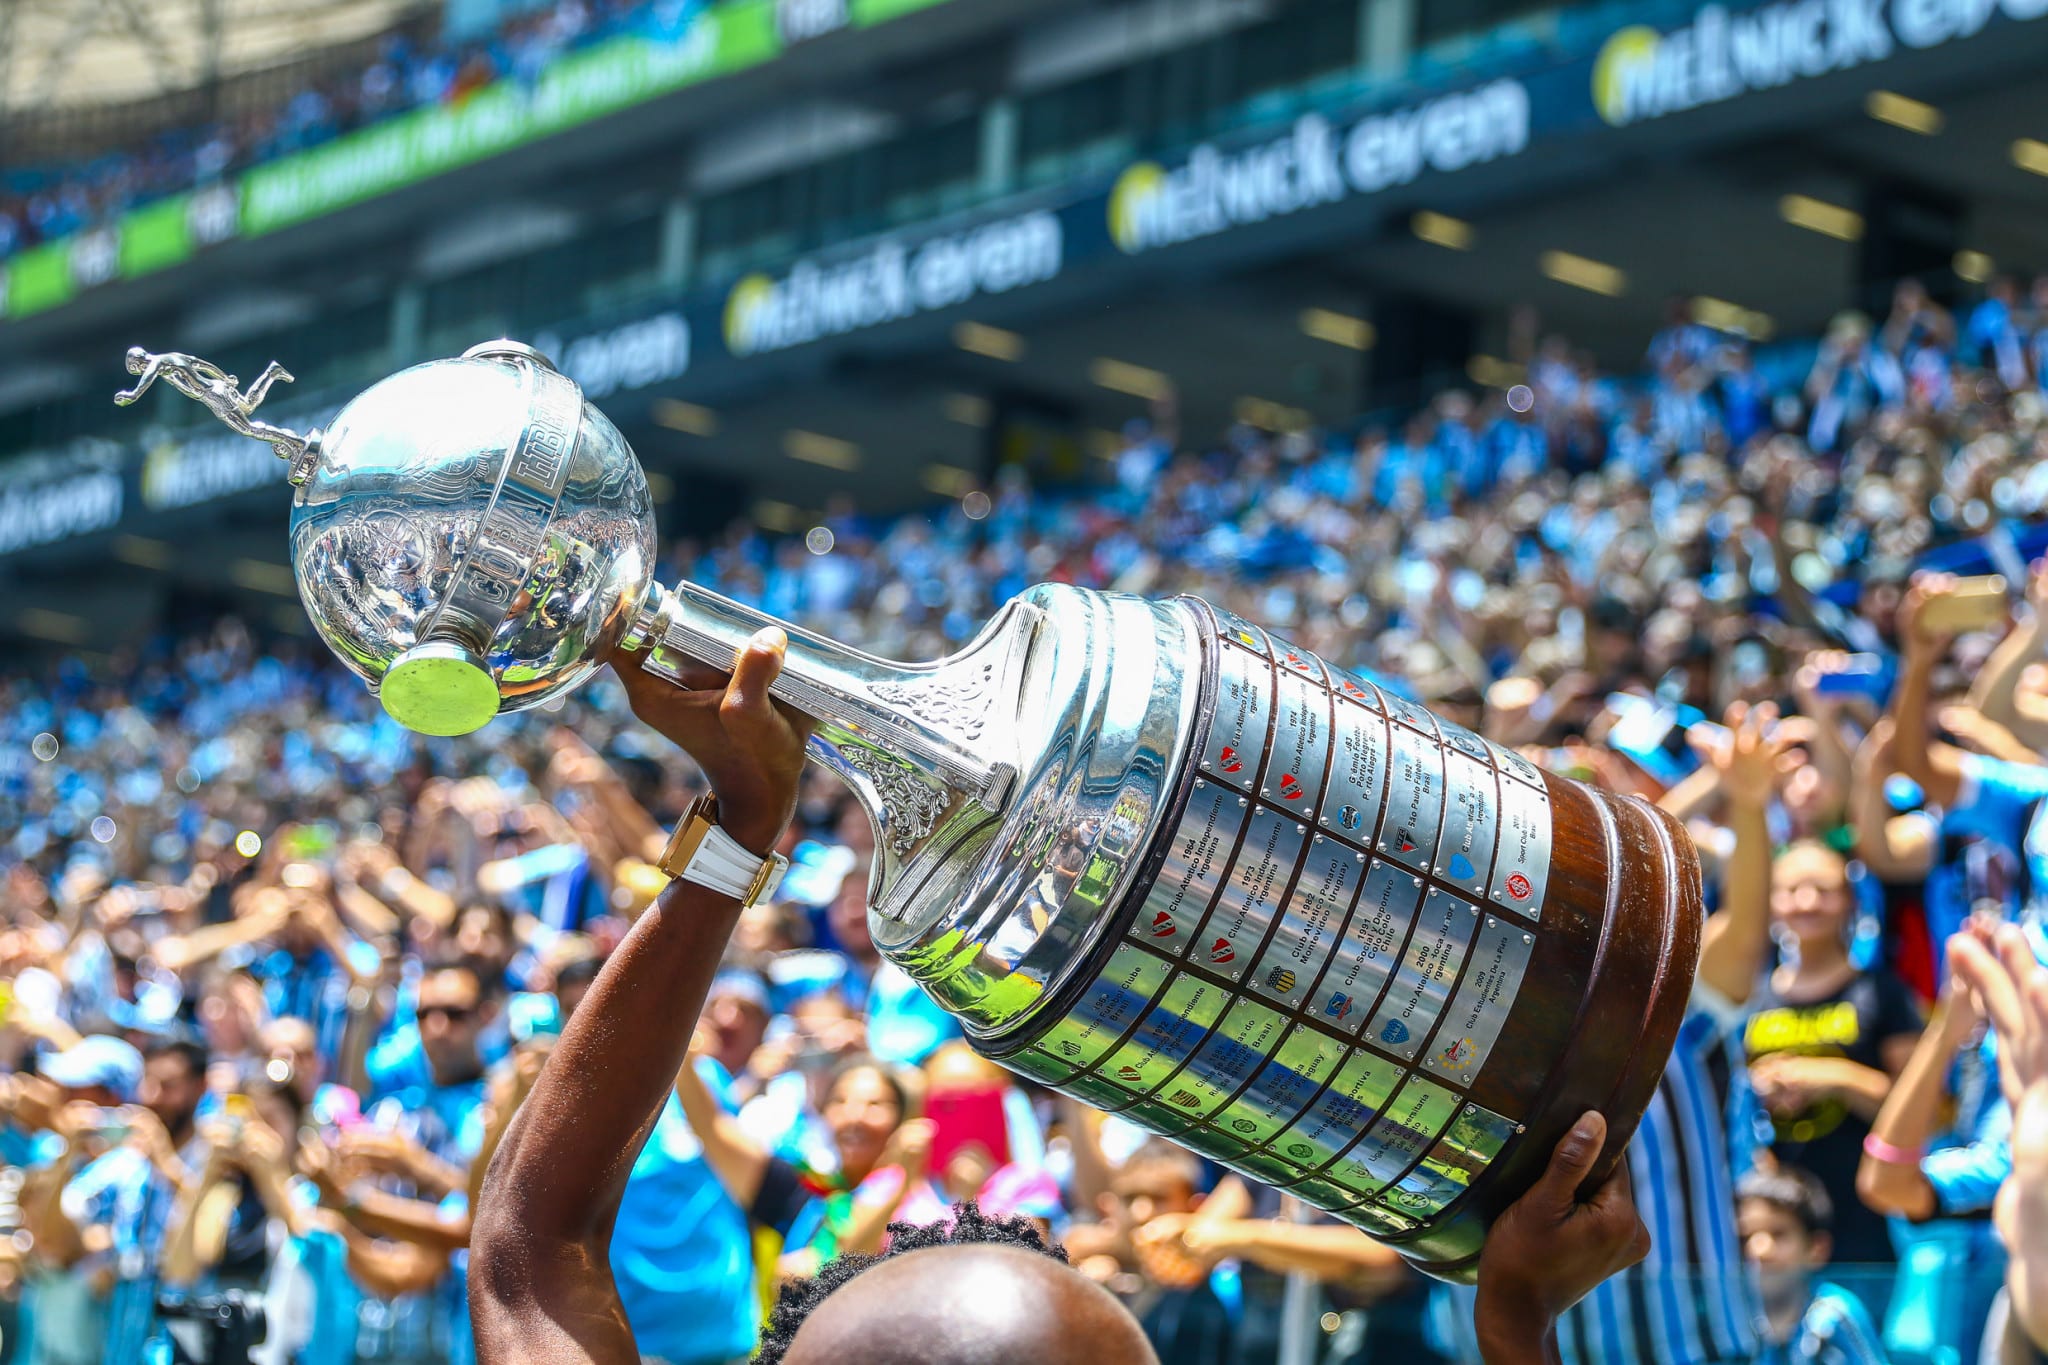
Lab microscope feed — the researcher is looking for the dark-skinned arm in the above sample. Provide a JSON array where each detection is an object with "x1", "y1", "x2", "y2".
[
  {"x1": 470, "y1": 630, "x2": 811, "y2": 1365},
  {"x1": 1472, "y1": 1112, "x2": 1651, "y2": 1365}
]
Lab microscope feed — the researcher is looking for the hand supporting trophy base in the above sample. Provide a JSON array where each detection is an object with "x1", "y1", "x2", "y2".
[{"x1": 116, "y1": 339, "x2": 1701, "y2": 1279}]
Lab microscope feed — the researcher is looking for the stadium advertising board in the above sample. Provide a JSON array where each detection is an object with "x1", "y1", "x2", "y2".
[
  {"x1": 0, "y1": 443, "x2": 124, "y2": 556},
  {"x1": 531, "y1": 312, "x2": 693, "y2": 399},
  {"x1": 1107, "y1": 83, "x2": 1530, "y2": 256},
  {"x1": 0, "y1": 0, "x2": 958, "y2": 321},
  {"x1": 722, "y1": 210, "x2": 1063, "y2": 357},
  {"x1": 1592, "y1": 0, "x2": 2048, "y2": 126}
]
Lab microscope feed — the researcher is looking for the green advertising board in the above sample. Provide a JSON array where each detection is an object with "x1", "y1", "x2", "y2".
[{"x1": 1, "y1": 0, "x2": 955, "y2": 321}]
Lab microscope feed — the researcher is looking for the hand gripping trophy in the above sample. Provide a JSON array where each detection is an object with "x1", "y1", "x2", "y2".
[{"x1": 117, "y1": 340, "x2": 1700, "y2": 1278}]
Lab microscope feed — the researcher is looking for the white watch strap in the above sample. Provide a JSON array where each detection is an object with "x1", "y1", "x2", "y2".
[{"x1": 677, "y1": 821, "x2": 787, "y2": 904}]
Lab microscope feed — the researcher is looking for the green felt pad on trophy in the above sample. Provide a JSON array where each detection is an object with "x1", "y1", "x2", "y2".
[{"x1": 381, "y1": 641, "x2": 500, "y2": 736}]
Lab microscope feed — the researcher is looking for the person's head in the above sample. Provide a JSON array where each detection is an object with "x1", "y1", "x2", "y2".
[
  {"x1": 1769, "y1": 840, "x2": 1854, "y2": 957},
  {"x1": 552, "y1": 954, "x2": 603, "y2": 1022},
  {"x1": 757, "y1": 1204, "x2": 1156, "y2": 1365},
  {"x1": 826, "y1": 873, "x2": 877, "y2": 965},
  {"x1": 244, "y1": 1071, "x2": 308, "y2": 1147},
  {"x1": 259, "y1": 1016, "x2": 322, "y2": 1103},
  {"x1": 701, "y1": 970, "x2": 771, "y2": 1076},
  {"x1": 42, "y1": 1033, "x2": 144, "y2": 1108},
  {"x1": 1738, "y1": 1166, "x2": 1833, "y2": 1314},
  {"x1": 417, "y1": 962, "x2": 492, "y2": 1084},
  {"x1": 1109, "y1": 1140, "x2": 1203, "y2": 1225},
  {"x1": 140, "y1": 1039, "x2": 209, "y2": 1139},
  {"x1": 822, "y1": 1054, "x2": 910, "y2": 1181}
]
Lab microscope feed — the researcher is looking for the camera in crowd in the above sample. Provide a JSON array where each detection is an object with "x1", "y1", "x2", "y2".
[{"x1": 155, "y1": 1290, "x2": 267, "y2": 1365}]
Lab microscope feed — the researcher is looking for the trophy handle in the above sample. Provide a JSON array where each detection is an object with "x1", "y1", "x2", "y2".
[{"x1": 620, "y1": 579, "x2": 1035, "y2": 900}]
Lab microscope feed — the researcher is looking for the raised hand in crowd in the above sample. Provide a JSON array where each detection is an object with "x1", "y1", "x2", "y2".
[{"x1": 1949, "y1": 921, "x2": 2048, "y2": 1352}]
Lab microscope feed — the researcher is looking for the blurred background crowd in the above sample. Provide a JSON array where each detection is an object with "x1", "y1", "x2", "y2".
[
  {"x1": 12, "y1": 0, "x2": 2048, "y2": 1361},
  {"x1": 9, "y1": 269, "x2": 2048, "y2": 1364}
]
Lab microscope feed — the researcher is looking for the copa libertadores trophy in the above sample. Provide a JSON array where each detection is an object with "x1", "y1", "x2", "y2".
[{"x1": 117, "y1": 340, "x2": 1700, "y2": 1279}]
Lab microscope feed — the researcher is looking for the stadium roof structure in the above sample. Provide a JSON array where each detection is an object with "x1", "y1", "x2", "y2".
[{"x1": 0, "y1": 0, "x2": 429, "y2": 122}]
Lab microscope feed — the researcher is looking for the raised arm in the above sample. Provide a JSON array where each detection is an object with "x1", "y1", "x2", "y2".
[
  {"x1": 672, "y1": 1043, "x2": 771, "y2": 1210},
  {"x1": 1693, "y1": 702, "x2": 1801, "y2": 1007},
  {"x1": 1846, "y1": 719, "x2": 1936, "y2": 881},
  {"x1": 469, "y1": 631, "x2": 810, "y2": 1365},
  {"x1": 1858, "y1": 958, "x2": 1983, "y2": 1220},
  {"x1": 1968, "y1": 562, "x2": 2048, "y2": 738},
  {"x1": 1890, "y1": 574, "x2": 1969, "y2": 808}
]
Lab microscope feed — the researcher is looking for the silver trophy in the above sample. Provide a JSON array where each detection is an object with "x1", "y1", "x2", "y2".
[{"x1": 117, "y1": 342, "x2": 1701, "y2": 1278}]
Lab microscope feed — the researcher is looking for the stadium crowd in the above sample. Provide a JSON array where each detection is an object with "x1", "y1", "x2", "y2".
[
  {"x1": 7, "y1": 272, "x2": 2048, "y2": 1365},
  {"x1": 0, "y1": 0, "x2": 707, "y2": 263}
]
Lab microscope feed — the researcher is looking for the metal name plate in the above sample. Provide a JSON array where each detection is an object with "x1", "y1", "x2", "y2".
[
  {"x1": 1029, "y1": 941, "x2": 1174, "y2": 1072},
  {"x1": 1160, "y1": 996, "x2": 1289, "y2": 1121},
  {"x1": 1489, "y1": 740, "x2": 1547, "y2": 790},
  {"x1": 1378, "y1": 686, "x2": 1438, "y2": 738},
  {"x1": 1202, "y1": 645, "x2": 1273, "y2": 791},
  {"x1": 1328, "y1": 666, "x2": 1383, "y2": 714},
  {"x1": 1269, "y1": 1045, "x2": 1404, "y2": 1175},
  {"x1": 1423, "y1": 914, "x2": 1535, "y2": 1087},
  {"x1": 1265, "y1": 672, "x2": 1332, "y2": 810},
  {"x1": 1314, "y1": 860, "x2": 1424, "y2": 1037},
  {"x1": 1437, "y1": 718, "x2": 1494, "y2": 767},
  {"x1": 1211, "y1": 1023, "x2": 1351, "y2": 1150},
  {"x1": 1249, "y1": 838, "x2": 1364, "y2": 1012},
  {"x1": 1379, "y1": 723, "x2": 1447, "y2": 873},
  {"x1": 1434, "y1": 753, "x2": 1501, "y2": 898},
  {"x1": 1322, "y1": 1073, "x2": 1462, "y2": 1197},
  {"x1": 1269, "y1": 633, "x2": 1327, "y2": 684},
  {"x1": 1490, "y1": 777, "x2": 1553, "y2": 921},
  {"x1": 1197, "y1": 807, "x2": 1308, "y2": 982},
  {"x1": 1321, "y1": 703, "x2": 1391, "y2": 847},
  {"x1": 1202, "y1": 602, "x2": 1270, "y2": 657},
  {"x1": 1137, "y1": 781, "x2": 1251, "y2": 954},
  {"x1": 1099, "y1": 971, "x2": 1233, "y2": 1095},
  {"x1": 1400, "y1": 1103, "x2": 1521, "y2": 1218},
  {"x1": 1364, "y1": 888, "x2": 1480, "y2": 1062}
]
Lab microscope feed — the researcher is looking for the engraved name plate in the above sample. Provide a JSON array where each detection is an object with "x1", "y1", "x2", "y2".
[
  {"x1": 1434, "y1": 752, "x2": 1501, "y2": 898},
  {"x1": 1422, "y1": 914, "x2": 1535, "y2": 1086},
  {"x1": 1269, "y1": 1045, "x2": 1404, "y2": 1174},
  {"x1": 1491, "y1": 776, "x2": 1553, "y2": 921},
  {"x1": 1160, "y1": 996, "x2": 1290, "y2": 1122},
  {"x1": 1269, "y1": 634, "x2": 1326, "y2": 684},
  {"x1": 1210, "y1": 1023, "x2": 1350, "y2": 1148},
  {"x1": 1328, "y1": 667, "x2": 1383, "y2": 714},
  {"x1": 1136, "y1": 781, "x2": 1251, "y2": 955},
  {"x1": 1321, "y1": 702, "x2": 1391, "y2": 846},
  {"x1": 1196, "y1": 807, "x2": 1308, "y2": 982},
  {"x1": 1380, "y1": 723, "x2": 1446, "y2": 873},
  {"x1": 1099, "y1": 970, "x2": 1233, "y2": 1095},
  {"x1": 1364, "y1": 888, "x2": 1480, "y2": 1062},
  {"x1": 1323, "y1": 1073, "x2": 1462, "y2": 1197},
  {"x1": 1264, "y1": 672, "x2": 1332, "y2": 810},
  {"x1": 1202, "y1": 645, "x2": 1273, "y2": 791},
  {"x1": 1314, "y1": 860, "x2": 1424, "y2": 1036},
  {"x1": 1378, "y1": 686, "x2": 1438, "y2": 738},
  {"x1": 1489, "y1": 740, "x2": 1547, "y2": 790},
  {"x1": 1248, "y1": 838, "x2": 1363, "y2": 1012},
  {"x1": 1028, "y1": 941, "x2": 1174, "y2": 1072},
  {"x1": 1396, "y1": 1102, "x2": 1521, "y2": 1218}
]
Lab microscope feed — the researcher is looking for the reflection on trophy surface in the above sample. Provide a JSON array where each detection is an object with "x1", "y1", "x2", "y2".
[{"x1": 117, "y1": 339, "x2": 1701, "y2": 1279}]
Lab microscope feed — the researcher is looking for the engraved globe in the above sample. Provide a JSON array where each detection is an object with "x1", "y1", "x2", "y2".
[{"x1": 289, "y1": 347, "x2": 656, "y2": 733}]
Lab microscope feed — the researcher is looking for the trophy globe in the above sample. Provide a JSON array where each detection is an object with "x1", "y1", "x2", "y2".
[{"x1": 289, "y1": 342, "x2": 657, "y2": 736}]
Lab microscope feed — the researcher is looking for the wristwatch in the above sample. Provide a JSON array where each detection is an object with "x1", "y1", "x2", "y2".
[{"x1": 656, "y1": 793, "x2": 789, "y2": 907}]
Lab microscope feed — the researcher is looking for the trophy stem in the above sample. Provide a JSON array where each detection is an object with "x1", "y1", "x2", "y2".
[{"x1": 620, "y1": 579, "x2": 1035, "y2": 895}]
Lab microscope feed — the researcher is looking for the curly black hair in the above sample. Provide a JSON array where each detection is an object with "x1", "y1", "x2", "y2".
[{"x1": 756, "y1": 1201, "x2": 1066, "y2": 1364}]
